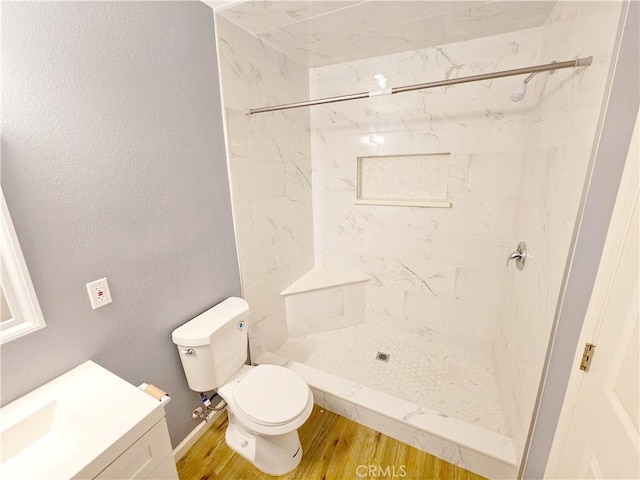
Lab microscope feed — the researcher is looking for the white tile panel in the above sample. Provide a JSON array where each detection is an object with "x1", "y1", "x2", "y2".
[
  {"x1": 493, "y1": 0, "x2": 624, "y2": 459},
  {"x1": 219, "y1": 1, "x2": 361, "y2": 34},
  {"x1": 219, "y1": 1, "x2": 556, "y2": 68}
]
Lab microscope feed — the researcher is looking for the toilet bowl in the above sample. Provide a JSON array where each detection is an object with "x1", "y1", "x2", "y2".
[
  {"x1": 218, "y1": 364, "x2": 313, "y2": 475},
  {"x1": 171, "y1": 297, "x2": 313, "y2": 476}
]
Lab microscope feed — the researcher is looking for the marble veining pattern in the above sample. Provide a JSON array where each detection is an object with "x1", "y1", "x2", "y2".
[
  {"x1": 276, "y1": 323, "x2": 506, "y2": 435},
  {"x1": 310, "y1": 28, "x2": 542, "y2": 353},
  {"x1": 493, "y1": 0, "x2": 624, "y2": 459},
  {"x1": 218, "y1": 1, "x2": 556, "y2": 68},
  {"x1": 217, "y1": 16, "x2": 314, "y2": 361}
]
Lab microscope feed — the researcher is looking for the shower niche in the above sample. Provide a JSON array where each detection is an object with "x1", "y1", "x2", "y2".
[{"x1": 355, "y1": 152, "x2": 452, "y2": 208}]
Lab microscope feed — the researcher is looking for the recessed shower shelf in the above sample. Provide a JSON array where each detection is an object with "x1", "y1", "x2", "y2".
[{"x1": 356, "y1": 153, "x2": 452, "y2": 208}]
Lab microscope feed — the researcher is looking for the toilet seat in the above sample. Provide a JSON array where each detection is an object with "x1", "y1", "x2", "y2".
[{"x1": 232, "y1": 365, "x2": 310, "y2": 426}]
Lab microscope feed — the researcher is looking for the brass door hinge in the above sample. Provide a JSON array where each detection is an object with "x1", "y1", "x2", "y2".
[{"x1": 580, "y1": 343, "x2": 596, "y2": 371}]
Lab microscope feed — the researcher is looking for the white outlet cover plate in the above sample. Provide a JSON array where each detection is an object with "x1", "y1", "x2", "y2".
[{"x1": 86, "y1": 277, "x2": 113, "y2": 309}]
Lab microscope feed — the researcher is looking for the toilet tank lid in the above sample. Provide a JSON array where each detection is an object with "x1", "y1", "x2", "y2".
[{"x1": 171, "y1": 297, "x2": 249, "y2": 347}]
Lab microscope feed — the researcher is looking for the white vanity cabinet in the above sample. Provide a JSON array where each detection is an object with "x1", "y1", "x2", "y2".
[
  {"x1": 94, "y1": 418, "x2": 177, "y2": 480},
  {"x1": 0, "y1": 361, "x2": 179, "y2": 480}
]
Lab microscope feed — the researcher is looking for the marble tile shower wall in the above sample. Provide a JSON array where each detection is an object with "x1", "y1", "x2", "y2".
[
  {"x1": 310, "y1": 28, "x2": 543, "y2": 353},
  {"x1": 217, "y1": 17, "x2": 314, "y2": 361},
  {"x1": 495, "y1": 1, "x2": 623, "y2": 460}
]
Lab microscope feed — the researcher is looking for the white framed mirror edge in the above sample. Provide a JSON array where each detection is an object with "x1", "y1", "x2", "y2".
[{"x1": 1, "y1": 188, "x2": 46, "y2": 344}]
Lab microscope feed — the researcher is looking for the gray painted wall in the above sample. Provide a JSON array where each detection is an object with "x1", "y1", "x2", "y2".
[{"x1": 1, "y1": 1, "x2": 242, "y2": 446}]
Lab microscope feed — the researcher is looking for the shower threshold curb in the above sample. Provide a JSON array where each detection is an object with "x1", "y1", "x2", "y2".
[{"x1": 258, "y1": 352, "x2": 517, "y2": 480}]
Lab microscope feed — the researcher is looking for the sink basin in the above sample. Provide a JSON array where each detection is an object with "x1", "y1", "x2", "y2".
[
  {"x1": 1, "y1": 400, "x2": 98, "y2": 479},
  {"x1": 0, "y1": 361, "x2": 165, "y2": 479}
]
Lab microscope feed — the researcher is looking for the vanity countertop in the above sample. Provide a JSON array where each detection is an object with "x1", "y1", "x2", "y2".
[{"x1": 0, "y1": 360, "x2": 166, "y2": 479}]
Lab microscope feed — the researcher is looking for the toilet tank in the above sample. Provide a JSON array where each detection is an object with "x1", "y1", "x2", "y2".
[{"x1": 171, "y1": 297, "x2": 249, "y2": 392}]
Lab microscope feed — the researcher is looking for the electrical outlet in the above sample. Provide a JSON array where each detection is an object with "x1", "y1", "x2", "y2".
[{"x1": 86, "y1": 277, "x2": 112, "y2": 309}]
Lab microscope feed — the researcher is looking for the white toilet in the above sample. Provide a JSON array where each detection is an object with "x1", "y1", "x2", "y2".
[{"x1": 171, "y1": 297, "x2": 313, "y2": 476}]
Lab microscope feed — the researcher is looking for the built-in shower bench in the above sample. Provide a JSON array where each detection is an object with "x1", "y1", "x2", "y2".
[{"x1": 280, "y1": 268, "x2": 370, "y2": 338}]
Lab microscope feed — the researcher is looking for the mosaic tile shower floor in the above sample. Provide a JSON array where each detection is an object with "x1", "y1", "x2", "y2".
[{"x1": 276, "y1": 323, "x2": 506, "y2": 435}]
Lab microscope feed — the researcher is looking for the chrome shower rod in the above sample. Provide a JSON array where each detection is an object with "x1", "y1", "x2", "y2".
[{"x1": 249, "y1": 56, "x2": 592, "y2": 114}]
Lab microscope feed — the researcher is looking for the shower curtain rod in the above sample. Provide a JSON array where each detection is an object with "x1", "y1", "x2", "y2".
[{"x1": 249, "y1": 56, "x2": 593, "y2": 114}]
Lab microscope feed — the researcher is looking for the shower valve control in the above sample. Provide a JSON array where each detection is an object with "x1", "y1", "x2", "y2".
[{"x1": 506, "y1": 242, "x2": 527, "y2": 270}]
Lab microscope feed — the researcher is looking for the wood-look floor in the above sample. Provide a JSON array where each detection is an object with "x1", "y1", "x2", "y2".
[{"x1": 177, "y1": 405, "x2": 487, "y2": 480}]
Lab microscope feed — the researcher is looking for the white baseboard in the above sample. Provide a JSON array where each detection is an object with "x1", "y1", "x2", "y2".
[{"x1": 173, "y1": 409, "x2": 225, "y2": 461}]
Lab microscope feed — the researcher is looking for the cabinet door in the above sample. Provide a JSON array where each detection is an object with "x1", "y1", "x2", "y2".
[
  {"x1": 148, "y1": 454, "x2": 181, "y2": 480},
  {"x1": 95, "y1": 419, "x2": 177, "y2": 480}
]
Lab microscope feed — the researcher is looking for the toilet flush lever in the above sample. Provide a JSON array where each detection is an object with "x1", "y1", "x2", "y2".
[
  {"x1": 179, "y1": 348, "x2": 195, "y2": 355},
  {"x1": 507, "y1": 241, "x2": 527, "y2": 270}
]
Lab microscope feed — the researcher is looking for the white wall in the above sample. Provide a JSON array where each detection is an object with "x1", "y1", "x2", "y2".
[
  {"x1": 309, "y1": 27, "x2": 542, "y2": 353},
  {"x1": 495, "y1": 0, "x2": 624, "y2": 459},
  {"x1": 217, "y1": 17, "x2": 314, "y2": 361}
]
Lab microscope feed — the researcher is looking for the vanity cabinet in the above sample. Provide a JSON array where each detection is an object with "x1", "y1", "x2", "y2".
[
  {"x1": 95, "y1": 418, "x2": 177, "y2": 479},
  {"x1": 0, "y1": 361, "x2": 179, "y2": 480}
]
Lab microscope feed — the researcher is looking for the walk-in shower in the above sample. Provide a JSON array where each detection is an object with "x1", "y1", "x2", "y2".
[{"x1": 214, "y1": 1, "x2": 625, "y2": 477}]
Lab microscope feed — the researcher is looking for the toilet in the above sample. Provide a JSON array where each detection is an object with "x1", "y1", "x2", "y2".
[{"x1": 171, "y1": 297, "x2": 313, "y2": 476}]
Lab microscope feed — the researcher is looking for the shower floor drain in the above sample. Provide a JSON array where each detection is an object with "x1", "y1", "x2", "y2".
[{"x1": 376, "y1": 351, "x2": 390, "y2": 362}]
